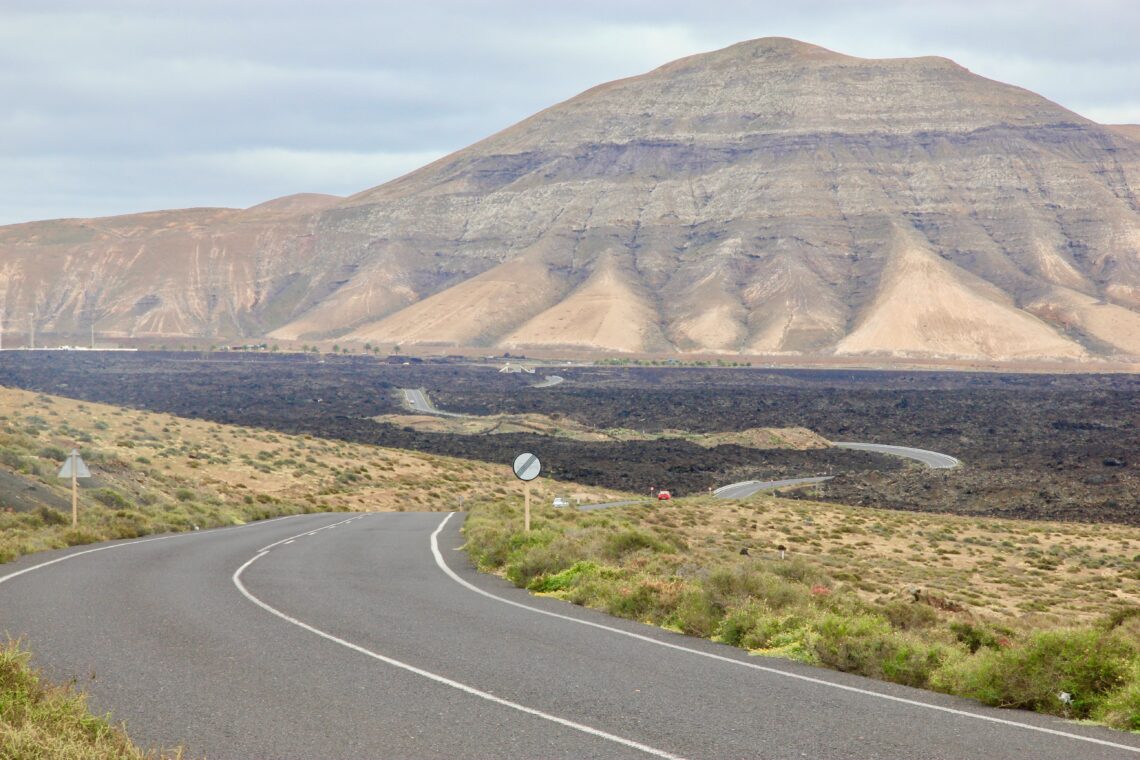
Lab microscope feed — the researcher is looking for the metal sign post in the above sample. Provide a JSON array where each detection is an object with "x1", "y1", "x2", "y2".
[
  {"x1": 512, "y1": 452, "x2": 541, "y2": 532},
  {"x1": 57, "y1": 449, "x2": 91, "y2": 528}
]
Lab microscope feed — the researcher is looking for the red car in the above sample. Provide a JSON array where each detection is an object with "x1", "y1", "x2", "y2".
[{"x1": 656, "y1": 490, "x2": 672, "y2": 500}]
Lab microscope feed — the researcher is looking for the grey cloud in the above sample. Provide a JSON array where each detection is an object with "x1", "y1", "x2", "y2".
[{"x1": 1, "y1": 1, "x2": 1137, "y2": 224}]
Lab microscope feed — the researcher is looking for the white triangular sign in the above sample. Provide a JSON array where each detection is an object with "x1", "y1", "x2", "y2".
[{"x1": 58, "y1": 450, "x2": 91, "y2": 479}]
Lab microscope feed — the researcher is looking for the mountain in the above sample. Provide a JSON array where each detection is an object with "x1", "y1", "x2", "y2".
[
  {"x1": 3, "y1": 38, "x2": 1140, "y2": 362},
  {"x1": 0, "y1": 194, "x2": 341, "y2": 339}
]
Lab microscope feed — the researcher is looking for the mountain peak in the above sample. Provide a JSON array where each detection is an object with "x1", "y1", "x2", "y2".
[
  {"x1": 3, "y1": 38, "x2": 1139, "y2": 364},
  {"x1": 714, "y1": 36, "x2": 852, "y2": 61}
]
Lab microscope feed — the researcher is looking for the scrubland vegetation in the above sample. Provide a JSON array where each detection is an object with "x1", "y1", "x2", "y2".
[
  {"x1": 0, "y1": 386, "x2": 622, "y2": 757},
  {"x1": 2, "y1": 379, "x2": 1138, "y2": 748},
  {"x1": 464, "y1": 495, "x2": 1140, "y2": 730},
  {"x1": 0, "y1": 641, "x2": 182, "y2": 759},
  {"x1": 0, "y1": 387, "x2": 613, "y2": 564}
]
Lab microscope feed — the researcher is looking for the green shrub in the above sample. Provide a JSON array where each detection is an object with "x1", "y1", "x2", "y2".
[
  {"x1": 881, "y1": 600, "x2": 940, "y2": 631},
  {"x1": 814, "y1": 613, "x2": 892, "y2": 670},
  {"x1": 878, "y1": 635, "x2": 959, "y2": 689},
  {"x1": 32, "y1": 505, "x2": 68, "y2": 527},
  {"x1": 174, "y1": 488, "x2": 195, "y2": 502},
  {"x1": 37, "y1": 446, "x2": 68, "y2": 462},
  {"x1": 671, "y1": 588, "x2": 723, "y2": 637},
  {"x1": 91, "y1": 489, "x2": 129, "y2": 509},
  {"x1": 61, "y1": 527, "x2": 103, "y2": 547},
  {"x1": 813, "y1": 613, "x2": 953, "y2": 688},
  {"x1": 949, "y1": 621, "x2": 1003, "y2": 653},
  {"x1": 0, "y1": 448, "x2": 26, "y2": 469},
  {"x1": 603, "y1": 579, "x2": 665, "y2": 621},
  {"x1": 933, "y1": 627, "x2": 1136, "y2": 718},
  {"x1": 770, "y1": 556, "x2": 830, "y2": 586},
  {"x1": 507, "y1": 533, "x2": 579, "y2": 588},
  {"x1": 1093, "y1": 662, "x2": 1140, "y2": 731},
  {"x1": 717, "y1": 601, "x2": 767, "y2": 647},
  {"x1": 529, "y1": 560, "x2": 599, "y2": 593},
  {"x1": 108, "y1": 511, "x2": 149, "y2": 540},
  {"x1": 602, "y1": 528, "x2": 671, "y2": 560},
  {"x1": 703, "y1": 562, "x2": 814, "y2": 612}
]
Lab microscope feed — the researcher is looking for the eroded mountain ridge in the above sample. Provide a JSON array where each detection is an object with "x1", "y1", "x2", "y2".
[{"x1": 3, "y1": 38, "x2": 1139, "y2": 362}]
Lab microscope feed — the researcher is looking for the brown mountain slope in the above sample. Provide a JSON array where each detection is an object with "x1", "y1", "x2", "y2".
[
  {"x1": 0, "y1": 194, "x2": 342, "y2": 338},
  {"x1": 2, "y1": 38, "x2": 1139, "y2": 361}
]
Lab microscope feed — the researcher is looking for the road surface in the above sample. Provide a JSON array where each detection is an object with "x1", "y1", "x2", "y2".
[
  {"x1": 832, "y1": 442, "x2": 960, "y2": 469},
  {"x1": 577, "y1": 499, "x2": 646, "y2": 511},
  {"x1": 402, "y1": 388, "x2": 464, "y2": 417},
  {"x1": 1, "y1": 513, "x2": 1136, "y2": 759},
  {"x1": 713, "y1": 476, "x2": 834, "y2": 499},
  {"x1": 534, "y1": 375, "x2": 565, "y2": 388}
]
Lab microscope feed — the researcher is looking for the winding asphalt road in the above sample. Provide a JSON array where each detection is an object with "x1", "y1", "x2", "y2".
[
  {"x1": 713, "y1": 477, "x2": 834, "y2": 500},
  {"x1": 533, "y1": 375, "x2": 565, "y2": 388},
  {"x1": 831, "y1": 442, "x2": 960, "y2": 469},
  {"x1": 399, "y1": 389, "x2": 960, "y2": 500},
  {"x1": 403, "y1": 388, "x2": 464, "y2": 417},
  {"x1": 1, "y1": 513, "x2": 1136, "y2": 759}
]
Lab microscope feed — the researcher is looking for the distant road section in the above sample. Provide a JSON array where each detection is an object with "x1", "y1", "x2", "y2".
[
  {"x1": 714, "y1": 443, "x2": 958, "y2": 499},
  {"x1": 577, "y1": 499, "x2": 644, "y2": 511},
  {"x1": 533, "y1": 375, "x2": 565, "y2": 388},
  {"x1": 713, "y1": 476, "x2": 833, "y2": 500},
  {"x1": 832, "y1": 442, "x2": 960, "y2": 469},
  {"x1": 402, "y1": 388, "x2": 464, "y2": 417}
]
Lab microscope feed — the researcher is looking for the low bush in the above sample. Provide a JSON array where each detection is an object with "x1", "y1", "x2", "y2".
[
  {"x1": 529, "y1": 561, "x2": 599, "y2": 593},
  {"x1": 505, "y1": 531, "x2": 576, "y2": 587},
  {"x1": 601, "y1": 528, "x2": 673, "y2": 560},
  {"x1": 37, "y1": 446, "x2": 68, "y2": 462},
  {"x1": 881, "y1": 599, "x2": 941, "y2": 631},
  {"x1": 933, "y1": 627, "x2": 1136, "y2": 719},
  {"x1": 948, "y1": 621, "x2": 1005, "y2": 653},
  {"x1": 463, "y1": 500, "x2": 1140, "y2": 731},
  {"x1": 670, "y1": 588, "x2": 723, "y2": 637},
  {"x1": 91, "y1": 489, "x2": 130, "y2": 509},
  {"x1": 1094, "y1": 662, "x2": 1140, "y2": 730}
]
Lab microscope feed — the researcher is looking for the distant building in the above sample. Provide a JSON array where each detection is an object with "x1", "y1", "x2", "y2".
[{"x1": 499, "y1": 362, "x2": 535, "y2": 373}]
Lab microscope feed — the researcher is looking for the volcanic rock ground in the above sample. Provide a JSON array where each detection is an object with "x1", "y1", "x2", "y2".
[{"x1": 0, "y1": 353, "x2": 1136, "y2": 526}]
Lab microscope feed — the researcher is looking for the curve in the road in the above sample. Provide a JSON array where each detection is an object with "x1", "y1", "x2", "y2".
[
  {"x1": 234, "y1": 517, "x2": 682, "y2": 760},
  {"x1": 428, "y1": 513, "x2": 1140, "y2": 757},
  {"x1": 402, "y1": 387, "x2": 464, "y2": 417},
  {"x1": 1, "y1": 513, "x2": 1138, "y2": 758},
  {"x1": 533, "y1": 375, "x2": 565, "y2": 388},
  {"x1": 712, "y1": 476, "x2": 833, "y2": 499},
  {"x1": 832, "y1": 441, "x2": 961, "y2": 469},
  {"x1": 713, "y1": 442, "x2": 959, "y2": 499},
  {"x1": 397, "y1": 388, "x2": 961, "y2": 502}
]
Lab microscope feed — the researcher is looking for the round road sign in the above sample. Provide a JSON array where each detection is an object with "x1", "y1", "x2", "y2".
[{"x1": 512, "y1": 452, "x2": 541, "y2": 481}]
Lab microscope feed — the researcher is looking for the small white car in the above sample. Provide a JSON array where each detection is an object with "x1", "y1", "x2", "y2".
[{"x1": 552, "y1": 497, "x2": 569, "y2": 508}]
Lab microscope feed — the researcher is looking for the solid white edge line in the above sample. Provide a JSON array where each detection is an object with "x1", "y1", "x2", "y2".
[
  {"x1": 231, "y1": 531, "x2": 685, "y2": 760},
  {"x1": 0, "y1": 513, "x2": 307, "y2": 587},
  {"x1": 430, "y1": 512, "x2": 1140, "y2": 755}
]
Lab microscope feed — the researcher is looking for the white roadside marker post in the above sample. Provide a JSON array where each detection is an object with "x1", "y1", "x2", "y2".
[
  {"x1": 57, "y1": 448, "x2": 92, "y2": 528},
  {"x1": 512, "y1": 452, "x2": 541, "y2": 532}
]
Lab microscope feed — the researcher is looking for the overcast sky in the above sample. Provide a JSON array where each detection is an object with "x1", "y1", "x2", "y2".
[{"x1": 2, "y1": 0, "x2": 1138, "y2": 226}]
